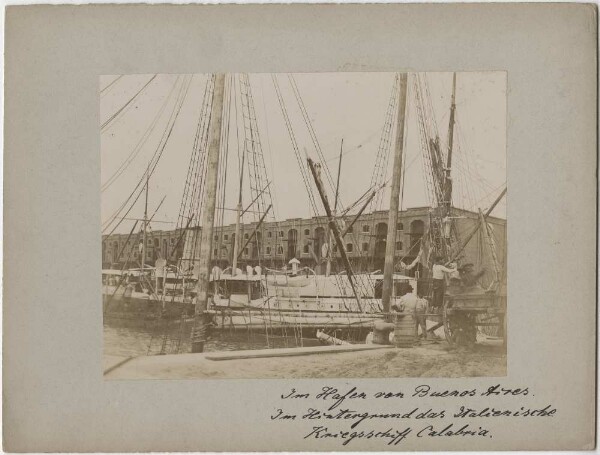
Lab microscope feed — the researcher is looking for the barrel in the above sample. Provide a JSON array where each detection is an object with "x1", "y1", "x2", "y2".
[{"x1": 394, "y1": 314, "x2": 416, "y2": 348}]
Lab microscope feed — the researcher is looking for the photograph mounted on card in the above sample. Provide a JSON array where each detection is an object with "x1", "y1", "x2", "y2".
[
  {"x1": 101, "y1": 71, "x2": 507, "y2": 380},
  {"x1": 4, "y1": 3, "x2": 595, "y2": 452}
]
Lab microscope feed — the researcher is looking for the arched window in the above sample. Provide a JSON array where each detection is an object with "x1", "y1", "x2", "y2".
[
  {"x1": 277, "y1": 246, "x2": 283, "y2": 255},
  {"x1": 244, "y1": 233, "x2": 249, "y2": 240},
  {"x1": 410, "y1": 220, "x2": 425, "y2": 251},
  {"x1": 304, "y1": 229, "x2": 310, "y2": 236},
  {"x1": 287, "y1": 229, "x2": 298, "y2": 258},
  {"x1": 376, "y1": 222, "x2": 387, "y2": 237},
  {"x1": 397, "y1": 222, "x2": 404, "y2": 231}
]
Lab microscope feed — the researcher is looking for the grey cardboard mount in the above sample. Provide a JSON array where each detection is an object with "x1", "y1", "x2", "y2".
[{"x1": 4, "y1": 3, "x2": 597, "y2": 452}]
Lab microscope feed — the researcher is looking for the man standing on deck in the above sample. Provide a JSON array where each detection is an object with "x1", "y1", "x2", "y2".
[{"x1": 431, "y1": 257, "x2": 456, "y2": 310}]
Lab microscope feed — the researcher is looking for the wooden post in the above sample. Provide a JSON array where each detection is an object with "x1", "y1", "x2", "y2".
[
  {"x1": 191, "y1": 73, "x2": 225, "y2": 353},
  {"x1": 382, "y1": 73, "x2": 408, "y2": 314}
]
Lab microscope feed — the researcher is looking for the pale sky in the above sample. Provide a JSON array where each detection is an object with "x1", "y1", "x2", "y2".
[{"x1": 101, "y1": 72, "x2": 506, "y2": 234}]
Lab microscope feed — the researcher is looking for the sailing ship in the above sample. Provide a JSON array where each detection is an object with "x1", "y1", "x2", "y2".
[{"x1": 101, "y1": 72, "x2": 506, "y2": 350}]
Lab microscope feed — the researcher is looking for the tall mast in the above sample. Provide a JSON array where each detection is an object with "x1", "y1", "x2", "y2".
[
  {"x1": 191, "y1": 73, "x2": 226, "y2": 354},
  {"x1": 232, "y1": 146, "x2": 245, "y2": 276},
  {"x1": 326, "y1": 139, "x2": 344, "y2": 277},
  {"x1": 334, "y1": 138, "x2": 343, "y2": 212},
  {"x1": 444, "y1": 72, "x2": 457, "y2": 213},
  {"x1": 141, "y1": 169, "x2": 149, "y2": 270},
  {"x1": 308, "y1": 158, "x2": 362, "y2": 312},
  {"x1": 382, "y1": 73, "x2": 408, "y2": 313}
]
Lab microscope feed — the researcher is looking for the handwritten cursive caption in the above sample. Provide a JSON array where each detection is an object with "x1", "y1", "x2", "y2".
[{"x1": 270, "y1": 384, "x2": 556, "y2": 447}]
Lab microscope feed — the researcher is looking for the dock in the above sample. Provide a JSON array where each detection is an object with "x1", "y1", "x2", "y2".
[{"x1": 104, "y1": 341, "x2": 505, "y2": 380}]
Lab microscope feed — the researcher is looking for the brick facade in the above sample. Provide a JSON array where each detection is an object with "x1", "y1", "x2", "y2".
[{"x1": 102, "y1": 207, "x2": 506, "y2": 277}]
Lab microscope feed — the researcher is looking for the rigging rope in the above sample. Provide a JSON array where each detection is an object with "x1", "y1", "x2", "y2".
[
  {"x1": 102, "y1": 77, "x2": 190, "y2": 234},
  {"x1": 100, "y1": 75, "x2": 124, "y2": 96},
  {"x1": 101, "y1": 76, "x2": 181, "y2": 193},
  {"x1": 101, "y1": 74, "x2": 157, "y2": 132},
  {"x1": 288, "y1": 74, "x2": 345, "y2": 210},
  {"x1": 102, "y1": 75, "x2": 193, "y2": 235},
  {"x1": 271, "y1": 74, "x2": 320, "y2": 217}
]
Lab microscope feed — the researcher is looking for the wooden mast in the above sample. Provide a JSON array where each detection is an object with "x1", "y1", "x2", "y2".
[
  {"x1": 232, "y1": 146, "x2": 245, "y2": 276},
  {"x1": 191, "y1": 73, "x2": 226, "y2": 354},
  {"x1": 141, "y1": 168, "x2": 149, "y2": 272},
  {"x1": 326, "y1": 139, "x2": 344, "y2": 277},
  {"x1": 381, "y1": 73, "x2": 408, "y2": 314},
  {"x1": 444, "y1": 72, "x2": 457, "y2": 214},
  {"x1": 308, "y1": 158, "x2": 362, "y2": 312},
  {"x1": 447, "y1": 187, "x2": 506, "y2": 264},
  {"x1": 334, "y1": 138, "x2": 344, "y2": 211}
]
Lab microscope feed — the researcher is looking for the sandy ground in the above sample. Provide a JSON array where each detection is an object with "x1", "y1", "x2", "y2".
[{"x1": 104, "y1": 341, "x2": 506, "y2": 380}]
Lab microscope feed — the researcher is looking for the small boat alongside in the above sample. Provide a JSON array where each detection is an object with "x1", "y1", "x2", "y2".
[{"x1": 103, "y1": 266, "x2": 196, "y2": 320}]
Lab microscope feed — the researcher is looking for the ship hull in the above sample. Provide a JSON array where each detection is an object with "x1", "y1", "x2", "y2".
[{"x1": 103, "y1": 286, "x2": 194, "y2": 320}]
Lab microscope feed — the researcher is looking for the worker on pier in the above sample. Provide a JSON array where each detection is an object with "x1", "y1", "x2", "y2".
[
  {"x1": 431, "y1": 257, "x2": 456, "y2": 309},
  {"x1": 415, "y1": 293, "x2": 429, "y2": 340},
  {"x1": 391, "y1": 284, "x2": 418, "y2": 313}
]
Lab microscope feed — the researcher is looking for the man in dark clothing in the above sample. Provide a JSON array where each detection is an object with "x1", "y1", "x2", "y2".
[{"x1": 458, "y1": 263, "x2": 486, "y2": 288}]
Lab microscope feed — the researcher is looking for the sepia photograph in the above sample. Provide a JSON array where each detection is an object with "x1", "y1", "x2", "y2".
[
  {"x1": 5, "y1": 3, "x2": 596, "y2": 451},
  {"x1": 101, "y1": 72, "x2": 507, "y2": 380}
]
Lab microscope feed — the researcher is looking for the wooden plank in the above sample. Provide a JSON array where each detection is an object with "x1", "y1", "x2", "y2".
[{"x1": 204, "y1": 343, "x2": 392, "y2": 361}]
